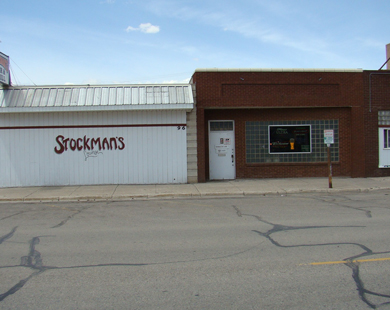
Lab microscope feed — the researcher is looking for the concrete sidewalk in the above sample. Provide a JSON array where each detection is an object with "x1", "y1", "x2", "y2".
[{"x1": 1, "y1": 177, "x2": 390, "y2": 203}]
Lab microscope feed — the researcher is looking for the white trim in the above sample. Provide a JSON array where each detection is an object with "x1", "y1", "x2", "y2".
[
  {"x1": 195, "y1": 68, "x2": 363, "y2": 73},
  {"x1": 0, "y1": 103, "x2": 194, "y2": 113},
  {"x1": 378, "y1": 128, "x2": 390, "y2": 168}
]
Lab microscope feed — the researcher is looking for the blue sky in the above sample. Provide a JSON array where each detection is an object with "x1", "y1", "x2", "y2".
[{"x1": 1, "y1": 0, "x2": 389, "y2": 86}]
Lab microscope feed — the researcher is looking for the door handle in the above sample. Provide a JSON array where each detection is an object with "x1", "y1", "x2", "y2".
[{"x1": 231, "y1": 154, "x2": 234, "y2": 163}]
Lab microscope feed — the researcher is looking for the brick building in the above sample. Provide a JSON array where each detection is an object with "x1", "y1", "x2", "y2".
[
  {"x1": 191, "y1": 68, "x2": 368, "y2": 182},
  {"x1": 364, "y1": 70, "x2": 390, "y2": 177}
]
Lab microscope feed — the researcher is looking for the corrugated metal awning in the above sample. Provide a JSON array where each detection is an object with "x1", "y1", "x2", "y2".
[{"x1": 0, "y1": 84, "x2": 194, "y2": 113}]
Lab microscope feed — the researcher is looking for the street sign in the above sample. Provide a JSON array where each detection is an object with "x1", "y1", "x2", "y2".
[
  {"x1": 324, "y1": 130, "x2": 334, "y2": 188},
  {"x1": 324, "y1": 129, "x2": 334, "y2": 144}
]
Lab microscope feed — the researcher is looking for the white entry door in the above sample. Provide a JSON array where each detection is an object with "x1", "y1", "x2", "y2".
[
  {"x1": 209, "y1": 121, "x2": 235, "y2": 180},
  {"x1": 379, "y1": 128, "x2": 390, "y2": 168}
]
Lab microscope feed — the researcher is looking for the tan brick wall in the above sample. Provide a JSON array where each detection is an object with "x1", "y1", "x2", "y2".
[{"x1": 186, "y1": 84, "x2": 198, "y2": 183}]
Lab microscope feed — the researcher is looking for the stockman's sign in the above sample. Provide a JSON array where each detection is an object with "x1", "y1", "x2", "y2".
[
  {"x1": 54, "y1": 135, "x2": 126, "y2": 161},
  {"x1": 0, "y1": 52, "x2": 10, "y2": 85},
  {"x1": 54, "y1": 135, "x2": 126, "y2": 153}
]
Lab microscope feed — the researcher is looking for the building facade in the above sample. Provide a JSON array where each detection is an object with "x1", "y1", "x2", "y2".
[
  {"x1": 1, "y1": 67, "x2": 390, "y2": 187},
  {"x1": 364, "y1": 70, "x2": 390, "y2": 177},
  {"x1": 0, "y1": 84, "x2": 196, "y2": 187},
  {"x1": 191, "y1": 69, "x2": 367, "y2": 182}
]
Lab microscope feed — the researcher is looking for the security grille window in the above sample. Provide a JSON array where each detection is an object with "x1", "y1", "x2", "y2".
[
  {"x1": 379, "y1": 111, "x2": 390, "y2": 126},
  {"x1": 246, "y1": 120, "x2": 339, "y2": 163},
  {"x1": 210, "y1": 121, "x2": 234, "y2": 131}
]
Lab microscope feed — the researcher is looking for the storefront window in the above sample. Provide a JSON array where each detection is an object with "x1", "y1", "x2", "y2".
[
  {"x1": 246, "y1": 120, "x2": 339, "y2": 164},
  {"x1": 269, "y1": 125, "x2": 311, "y2": 154}
]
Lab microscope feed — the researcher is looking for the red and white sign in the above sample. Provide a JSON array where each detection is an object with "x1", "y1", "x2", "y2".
[
  {"x1": 0, "y1": 52, "x2": 10, "y2": 85},
  {"x1": 324, "y1": 129, "x2": 334, "y2": 144}
]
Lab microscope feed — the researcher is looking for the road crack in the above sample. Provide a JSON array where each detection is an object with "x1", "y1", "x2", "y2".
[
  {"x1": 51, "y1": 205, "x2": 92, "y2": 228},
  {"x1": 0, "y1": 226, "x2": 17, "y2": 244},
  {"x1": 0, "y1": 232, "x2": 49, "y2": 302},
  {"x1": 252, "y1": 217, "x2": 390, "y2": 309}
]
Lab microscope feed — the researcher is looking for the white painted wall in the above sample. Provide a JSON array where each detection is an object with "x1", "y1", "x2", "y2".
[{"x1": 0, "y1": 110, "x2": 187, "y2": 187}]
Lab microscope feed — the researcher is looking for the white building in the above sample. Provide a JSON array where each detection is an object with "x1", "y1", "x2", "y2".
[{"x1": 0, "y1": 84, "x2": 197, "y2": 187}]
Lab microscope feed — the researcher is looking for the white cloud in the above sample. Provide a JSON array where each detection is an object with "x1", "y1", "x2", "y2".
[
  {"x1": 126, "y1": 23, "x2": 160, "y2": 34},
  {"x1": 140, "y1": 1, "x2": 334, "y2": 57}
]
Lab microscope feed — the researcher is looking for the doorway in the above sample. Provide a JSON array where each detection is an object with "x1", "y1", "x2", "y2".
[{"x1": 208, "y1": 120, "x2": 236, "y2": 180}]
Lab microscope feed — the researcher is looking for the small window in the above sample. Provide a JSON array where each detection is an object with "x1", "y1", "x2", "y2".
[{"x1": 210, "y1": 121, "x2": 234, "y2": 132}]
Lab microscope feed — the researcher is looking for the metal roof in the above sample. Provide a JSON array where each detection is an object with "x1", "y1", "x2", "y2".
[{"x1": 0, "y1": 84, "x2": 194, "y2": 113}]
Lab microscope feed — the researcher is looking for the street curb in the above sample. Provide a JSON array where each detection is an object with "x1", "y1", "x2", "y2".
[{"x1": 1, "y1": 186, "x2": 390, "y2": 203}]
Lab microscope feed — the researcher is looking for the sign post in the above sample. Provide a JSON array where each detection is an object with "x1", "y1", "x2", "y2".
[{"x1": 324, "y1": 130, "x2": 334, "y2": 188}]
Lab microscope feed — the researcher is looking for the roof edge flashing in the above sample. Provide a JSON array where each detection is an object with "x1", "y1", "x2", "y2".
[
  {"x1": 0, "y1": 103, "x2": 194, "y2": 114},
  {"x1": 4, "y1": 83, "x2": 192, "y2": 90},
  {"x1": 194, "y1": 68, "x2": 363, "y2": 73}
]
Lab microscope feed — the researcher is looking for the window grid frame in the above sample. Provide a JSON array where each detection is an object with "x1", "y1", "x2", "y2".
[{"x1": 245, "y1": 120, "x2": 339, "y2": 164}]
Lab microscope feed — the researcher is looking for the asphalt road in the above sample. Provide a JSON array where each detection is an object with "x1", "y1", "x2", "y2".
[{"x1": 1, "y1": 191, "x2": 390, "y2": 309}]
